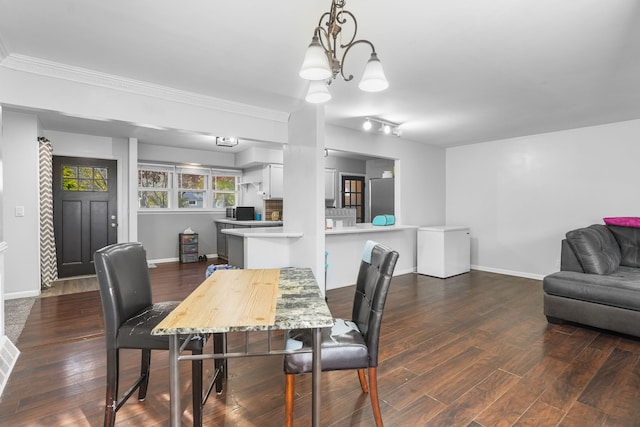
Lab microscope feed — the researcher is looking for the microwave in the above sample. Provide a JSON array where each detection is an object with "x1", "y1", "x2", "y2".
[{"x1": 235, "y1": 206, "x2": 255, "y2": 221}]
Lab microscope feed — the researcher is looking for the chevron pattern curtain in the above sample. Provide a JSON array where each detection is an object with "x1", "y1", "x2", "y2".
[{"x1": 38, "y1": 137, "x2": 58, "y2": 289}]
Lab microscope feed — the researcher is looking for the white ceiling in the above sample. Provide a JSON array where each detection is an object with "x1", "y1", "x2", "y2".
[{"x1": 1, "y1": 0, "x2": 639, "y2": 150}]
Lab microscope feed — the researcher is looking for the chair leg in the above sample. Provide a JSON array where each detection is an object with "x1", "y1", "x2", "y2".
[
  {"x1": 357, "y1": 368, "x2": 369, "y2": 393},
  {"x1": 138, "y1": 349, "x2": 151, "y2": 401},
  {"x1": 285, "y1": 374, "x2": 295, "y2": 427},
  {"x1": 368, "y1": 367, "x2": 383, "y2": 427},
  {"x1": 192, "y1": 347, "x2": 203, "y2": 427},
  {"x1": 104, "y1": 348, "x2": 119, "y2": 427}
]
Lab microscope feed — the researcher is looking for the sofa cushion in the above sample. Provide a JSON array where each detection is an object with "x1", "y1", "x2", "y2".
[
  {"x1": 566, "y1": 224, "x2": 621, "y2": 275},
  {"x1": 543, "y1": 267, "x2": 640, "y2": 311},
  {"x1": 603, "y1": 217, "x2": 640, "y2": 228},
  {"x1": 607, "y1": 225, "x2": 640, "y2": 268}
]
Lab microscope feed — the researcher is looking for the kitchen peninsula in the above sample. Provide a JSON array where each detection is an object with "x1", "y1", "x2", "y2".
[
  {"x1": 325, "y1": 224, "x2": 417, "y2": 290},
  {"x1": 222, "y1": 226, "x2": 303, "y2": 269},
  {"x1": 220, "y1": 222, "x2": 417, "y2": 290},
  {"x1": 214, "y1": 218, "x2": 283, "y2": 261}
]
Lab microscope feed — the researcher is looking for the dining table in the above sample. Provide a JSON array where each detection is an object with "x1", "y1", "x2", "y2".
[{"x1": 152, "y1": 267, "x2": 334, "y2": 427}]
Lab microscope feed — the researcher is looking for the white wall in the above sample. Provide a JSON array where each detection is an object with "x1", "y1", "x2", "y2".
[
  {"x1": 446, "y1": 119, "x2": 640, "y2": 279},
  {"x1": 1, "y1": 111, "x2": 40, "y2": 297},
  {"x1": 325, "y1": 124, "x2": 446, "y2": 229}
]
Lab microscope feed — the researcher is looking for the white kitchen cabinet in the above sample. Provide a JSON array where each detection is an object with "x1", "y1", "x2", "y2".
[
  {"x1": 324, "y1": 169, "x2": 336, "y2": 200},
  {"x1": 417, "y1": 226, "x2": 470, "y2": 278},
  {"x1": 265, "y1": 164, "x2": 283, "y2": 199}
]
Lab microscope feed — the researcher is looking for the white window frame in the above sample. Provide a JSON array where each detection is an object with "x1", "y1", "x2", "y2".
[
  {"x1": 137, "y1": 163, "x2": 241, "y2": 211},
  {"x1": 176, "y1": 166, "x2": 209, "y2": 209},
  {"x1": 138, "y1": 163, "x2": 174, "y2": 209},
  {"x1": 211, "y1": 169, "x2": 241, "y2": 209}
]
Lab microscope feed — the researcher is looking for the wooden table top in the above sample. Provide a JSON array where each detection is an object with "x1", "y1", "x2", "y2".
[{"x1": 152, "y1": 267, "x2": 333, "y2": 335}]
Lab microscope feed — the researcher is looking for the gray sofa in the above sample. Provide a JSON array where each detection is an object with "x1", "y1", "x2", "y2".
[{"x1": 543, "y1": 224, "x2": 640, "y2": 337}]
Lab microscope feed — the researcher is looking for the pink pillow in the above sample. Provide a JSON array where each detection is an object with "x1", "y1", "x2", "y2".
[{"x1": 603, "y1": 217, "x2": 640, "y2": 228}]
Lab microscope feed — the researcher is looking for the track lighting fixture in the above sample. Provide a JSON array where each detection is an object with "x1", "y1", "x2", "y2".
[{"x1": 362, "y1": 117, "x2": 402, "y2": 137}]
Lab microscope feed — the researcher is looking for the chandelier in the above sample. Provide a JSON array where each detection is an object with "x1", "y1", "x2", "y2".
[{"x1": 299, "y1": 0, "x2": 388, "y2": 103}]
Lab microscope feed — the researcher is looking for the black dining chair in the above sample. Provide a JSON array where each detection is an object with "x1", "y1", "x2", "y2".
[
  {"x1": 95, "y1": 242, "x2": 222, "y2": 427},
  {"x1": 283, "y1": 240, "x2": 399, "y2": 427}
]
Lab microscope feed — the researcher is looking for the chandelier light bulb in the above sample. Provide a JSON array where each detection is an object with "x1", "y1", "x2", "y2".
[
  {"x1": 359, "y1": 53, "x2": 389, "y2": 92},
  {"x1": 363, "y1": 119, "x2": 372, "y2": 131},
  {"x1": 305, "y1": 80, "x2": 332, "y2": 104},
  {"x1": 383, "y1": 124, "x2": 391, "y2": 134},
  {"x1": 299, "y1": 36, "x2": 332, "y2": 81}
]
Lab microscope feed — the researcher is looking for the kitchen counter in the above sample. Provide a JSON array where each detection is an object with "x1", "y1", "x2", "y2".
[
  {"x1": 221, "y1": 227, "x2": 304, "y2": 269},
  {"x1": 325, "y1": 223, "x2": 417, "y2": 290},
  {"x1": 214, "y1": 218, "x2": 283, "y2": 227},
  {"x1": 222, "y1": 227, "x2": 303, "y2": 238},
  {"x1": 325, "y1": 223, "x2": 417, "y2": 235}
]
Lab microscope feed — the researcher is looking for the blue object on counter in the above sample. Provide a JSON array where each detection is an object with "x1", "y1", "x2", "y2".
[
  {"x1": 372, "y1": 214, "x2": 395, "y2": 226},
  {"x1": 255, "y1": 213, "x2": 261, "y2": 220},
  {"x1": 205, "y1": 264, "x2": 236, "y2": 278}
]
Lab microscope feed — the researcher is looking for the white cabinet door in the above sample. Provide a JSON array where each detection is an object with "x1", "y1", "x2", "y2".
[
  {"x1": 324, "y1": 169, "x2": 336, "y2": 200},
  {"x1": 267, "y1": 164, "x2": 283, "y2": 199}
]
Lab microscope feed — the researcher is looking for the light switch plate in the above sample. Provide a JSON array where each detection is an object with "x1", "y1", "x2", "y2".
[{"x1": 15, "y1": 206, "x2": 25, "y2": 217}]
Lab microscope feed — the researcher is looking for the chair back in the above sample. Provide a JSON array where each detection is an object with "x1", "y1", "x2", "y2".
[
  {"x1": 352, "y1": 241, "x2": 399, "y2": 367},
  {"x1": 95, "y1": 242, "x2": 153, "y2": 348}
]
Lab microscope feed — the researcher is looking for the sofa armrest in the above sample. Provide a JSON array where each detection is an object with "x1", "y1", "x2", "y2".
[{"x1": 560, "y1": 239, "x2": 584, "y2": 273}]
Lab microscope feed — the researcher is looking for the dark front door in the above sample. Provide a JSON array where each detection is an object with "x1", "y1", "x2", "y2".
[{"x1": 53, "y1": 156, "x2": 117, "y2": 277}]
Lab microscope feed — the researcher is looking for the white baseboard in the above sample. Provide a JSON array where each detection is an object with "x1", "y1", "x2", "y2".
[
  {"x1": 4, "y1": 290, "x2": 40, "y2": 300},
  {"x1": 148, "y1": 254, "x2": 218, "y2": 265},
  {"x1": 471, "y1": 264, "x2": 544, "y2": 281},
  {"x1": 395, "y1": 266, "x2": 417, "y2": 276},
  {"x1": 0, "y1": 335, "x2": 20, "y2": 396}
]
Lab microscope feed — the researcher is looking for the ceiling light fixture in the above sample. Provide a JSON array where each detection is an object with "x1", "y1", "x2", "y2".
[
  {"x1": 215, "y1": 136, "x2": 238, "y2": 147},
  {"x1": 300, "y1": 0, "x2": 388, "y2": 103},
  {"x1": 362, "y1": 117, "x2": 402, "y2": 137}
]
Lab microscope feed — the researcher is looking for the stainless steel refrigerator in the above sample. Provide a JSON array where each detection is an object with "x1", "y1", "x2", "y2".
[{"x1": 368, "y1": 178, "x2": 394, "y2": 222}]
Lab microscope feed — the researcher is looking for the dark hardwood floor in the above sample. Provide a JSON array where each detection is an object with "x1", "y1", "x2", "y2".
[{"x1": 2, "y1": 261, "x2": 640, "y2": 426}]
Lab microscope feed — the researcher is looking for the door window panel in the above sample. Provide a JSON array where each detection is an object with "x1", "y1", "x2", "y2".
[{"x1": 62, "y1": 164, "x2": 109, "y2": 192}]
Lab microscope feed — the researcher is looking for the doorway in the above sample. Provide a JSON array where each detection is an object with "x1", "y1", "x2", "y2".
[
  {"x1": 53, "y1": 156, "x2": 117, "y2": 277},
  {"x1": 341, "y1": 175, "x2": 365, "y2": 223}
]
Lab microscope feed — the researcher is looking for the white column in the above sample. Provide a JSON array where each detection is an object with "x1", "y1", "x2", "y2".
[
  {"x1": 128, "y1": 138, "x2": 138, "y2": 242},
  {"x1": 284, "y1": 105, "x2": 326, "y2": 293}
]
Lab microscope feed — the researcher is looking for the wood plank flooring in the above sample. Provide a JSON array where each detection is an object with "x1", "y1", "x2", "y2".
[{"x1": 2, "y1": 261, "x2": 640, "y2": 426}]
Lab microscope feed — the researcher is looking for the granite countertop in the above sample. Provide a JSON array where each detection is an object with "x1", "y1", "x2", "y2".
[
  {"x1": 222, "y1": 227, "x2": 303, "y2": 238},
  {"x1": 325, "y1": 223, "x2": 418, "y2": 235},
  {"x1": 152, "y1": 267, "x2": 333, "y2": 334}
]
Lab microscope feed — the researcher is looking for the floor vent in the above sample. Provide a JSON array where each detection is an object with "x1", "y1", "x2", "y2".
[{"x1": 0, "y1": 335, "x2": 20, "y2": 396}]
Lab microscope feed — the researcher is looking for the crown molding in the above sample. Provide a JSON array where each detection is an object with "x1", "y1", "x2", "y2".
[{"x1": 1, "y1": 54, "x2": 289, "y2": 123}]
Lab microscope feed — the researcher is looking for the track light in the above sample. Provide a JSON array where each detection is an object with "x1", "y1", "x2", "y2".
[
  {"x1": 215, "y1": 137, "x2": 238, "y2": 147},
  {"x1": 362, "y1": 117, "x2": 402, "y2": 137}
]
